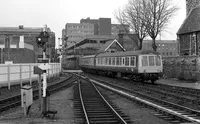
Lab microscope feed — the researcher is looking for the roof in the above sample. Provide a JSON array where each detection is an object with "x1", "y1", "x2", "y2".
[
  {"x1": 98, "y1": 39, "x2": 126, "y2": 52},
  {"x1": 81, "y1": 50, "x2": 160, "y2": 58},
  {"x1": 0, "y1": 27, "x2": 55, "y2": 35},
  {"x1": 67, "y1": 35, "x2": 117, "y2": 49},
  {"x1": 177, "y1": 7, "x2": 200, "y2": 35},
  {"x1": 0, "y1": 27, "x2": 43, "y2": 32},
  {"x1": 96, "y1": 50, "x2": 160, "y2": 57}
]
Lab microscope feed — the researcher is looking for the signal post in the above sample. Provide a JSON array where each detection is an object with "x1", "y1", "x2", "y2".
[{"x1": 35, "y1": 26, "x2": 50, "y2": 116}]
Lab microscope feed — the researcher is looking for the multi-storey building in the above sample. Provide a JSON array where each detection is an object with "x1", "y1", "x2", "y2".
[
  {"x1": 64, "y1": 17, "x2": 128, "y2": 48},
  {"x1": 142, "y1": 40, "x2": 179, "y2": 57},
  {"x1": 111, "y1": 24, "x2": 129, "y2": 35},
  {"x1": 0, "y1": 25, "x2": 55, "y2": 63},
  {"x1": 65, "y1": 23, "x2": 94, "y2": 47},
  {"x1": 80, "y1": 17, "x2": 111, "y2": 35}
]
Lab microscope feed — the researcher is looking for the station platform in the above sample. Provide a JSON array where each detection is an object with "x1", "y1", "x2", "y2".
[{"x1": 157, "y1": 78, "x2": 200, "y2": 90}]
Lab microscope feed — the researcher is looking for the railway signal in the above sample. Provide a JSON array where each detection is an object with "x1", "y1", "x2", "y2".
[
  {"x1": 36, "y1": 31, "x2": 49, "y2": 48},
  {"x1": 35, "y1": 25, "x2": 50, "y2": 116}
]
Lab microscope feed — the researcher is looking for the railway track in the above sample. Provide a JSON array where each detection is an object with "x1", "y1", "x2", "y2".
[
  {"x1": 73, "y1": 77, "x2": 132, "y2": 124},
  {"x1": 84, "y1": 75, "x2": 200, "y2": 124},
  {"x1": 91, "y1": 74, "x2": 200, "y2": 110},
  {"x1": 0, "y1": 75, "x2": 74, "y2": 113}
]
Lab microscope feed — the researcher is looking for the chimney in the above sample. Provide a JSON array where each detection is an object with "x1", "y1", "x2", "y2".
[
  {"x1": 118, "y1": 33, "x2": 124, "y2": 47},
  {"x1": 19, "y1": 25, "x2": 24, "y2": 29}
]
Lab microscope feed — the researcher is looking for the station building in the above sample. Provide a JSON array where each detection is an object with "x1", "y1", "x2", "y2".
[
  {"x1": 0, "y1": 25, "x2": 56, "y2": 63},
  {"x1": 177, "y1": 6, "x2": 200, "y2": 56}
]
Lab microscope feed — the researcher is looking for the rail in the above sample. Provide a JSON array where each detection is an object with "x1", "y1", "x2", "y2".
[{"x1": 0, "y1": 63, "x2": 61, "y2": 89}]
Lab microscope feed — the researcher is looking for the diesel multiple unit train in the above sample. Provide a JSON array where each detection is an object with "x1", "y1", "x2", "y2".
[{"x1": 79, "y1": 50, "x2": 163, "y2": 83}]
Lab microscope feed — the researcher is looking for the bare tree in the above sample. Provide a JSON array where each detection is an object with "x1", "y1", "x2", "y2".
[
  {"x1": 114, "y1": 0, "x2": 148, "y2": 50},
  {"x1": 143, "y1": 0, "x2": 179, "y2": 51},
  {"x1": 114, "y1": 0, "x2": 178, "y2": 51}
]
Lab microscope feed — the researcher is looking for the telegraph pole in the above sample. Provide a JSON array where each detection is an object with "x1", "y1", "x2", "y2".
[{"x1": 35, "y1": 25, "x2": 50, "y2": 115}]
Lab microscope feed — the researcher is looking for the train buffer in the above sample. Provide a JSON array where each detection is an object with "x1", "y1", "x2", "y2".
[{"x1": 42, "y1": 110, "x2": 57, "y2": 119}]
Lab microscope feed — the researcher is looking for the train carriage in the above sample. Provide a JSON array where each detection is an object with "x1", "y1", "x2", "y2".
[{"x1": 79, "y1": 50, "x2": 163, "y2": 83}]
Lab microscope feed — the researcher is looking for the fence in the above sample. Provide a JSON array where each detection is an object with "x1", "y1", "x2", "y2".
[{"x1": 0, "y1": 63, "x2": 61, "y2": 89}]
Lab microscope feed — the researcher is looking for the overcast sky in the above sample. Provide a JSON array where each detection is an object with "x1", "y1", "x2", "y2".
[{"x1": 0, "y1": 0, "x2": 186, "y2": 47}]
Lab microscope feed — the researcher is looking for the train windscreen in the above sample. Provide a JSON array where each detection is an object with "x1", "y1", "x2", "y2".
[{"x1": 155, "y1": 56, "x2": 161, "y2": 66}]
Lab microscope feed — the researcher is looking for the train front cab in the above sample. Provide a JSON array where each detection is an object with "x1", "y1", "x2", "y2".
[{"x1": 138, "y1": 54, "x2": 163, "y2": 83}]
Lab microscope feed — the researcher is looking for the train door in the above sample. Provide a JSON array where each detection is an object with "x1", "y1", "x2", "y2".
[{"x1": 122, "y1": 57, "x2": 125, "y2": 66}]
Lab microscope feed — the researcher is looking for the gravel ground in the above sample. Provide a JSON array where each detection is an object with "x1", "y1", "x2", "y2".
[{"x1": 0, "y1": 86, "x2": 74, "y2": 124}]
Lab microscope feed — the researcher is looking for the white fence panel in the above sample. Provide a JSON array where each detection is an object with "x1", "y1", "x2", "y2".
[{"x1": 0, "y1": 63, "x2": 61, "y2": 89}]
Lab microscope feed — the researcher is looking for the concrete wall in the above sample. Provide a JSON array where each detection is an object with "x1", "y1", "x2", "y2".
[
  {"x1": 0, "y1": 48, "x2": 36, "y2": 63},
  {"x1": 163, "y1": 56, "x2": 200, "y2": 81}
]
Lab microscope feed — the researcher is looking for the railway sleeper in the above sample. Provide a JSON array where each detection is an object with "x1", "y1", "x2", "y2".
[
  {"x1": 90, "y1": 120, "x2": 119, "y2": 124},
  {"x1": 42, "y1": 110, "x2": 57, "y2": 119}
]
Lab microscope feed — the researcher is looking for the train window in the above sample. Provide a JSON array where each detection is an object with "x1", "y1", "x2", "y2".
[
  {"x1": 149, "y1": 56, "x2": 155, "y2": 66},
  {"x1": 122, "y1": 57, "x2": 125, "y2": 65},
  {"x1": 155, "y1": 56, "x2": 161, "y2": 66},
  {"x1": 119, "y1": 57, "x2": 122, "y2": 65},
  {"x1": 103, "y1": 58, "x2": 105, "y2": 65},
  {"x1": 109, "y1": 58, "x2": 112, "y2": 65},
  {"x1": 107, "y1": 58, "x2": 109, "y2": 65},
  {"x1": 99, "y1": 58, "x2": 101, "y2": 65},
  {"x1": 130, "y1": 57, "x2": 135, "y2": 66},
  {"x1": 125, "y1": 57, "x2": 129, "y2": 66},
  {"x1": 116, "y1": 57, "x2": 119, "y2": 65},
  {"x1": 142, "y1": 56, "x2": 148, "y2": 66},
  {"x1": 105, "y1": 58, "x2": 108, "y2": 65},
  {"x1": 112, "y1": 57, "x2": 115, "y2": 65},
  {"x1": 96, "y1": 58, "x2": 98, "y2": 65}
]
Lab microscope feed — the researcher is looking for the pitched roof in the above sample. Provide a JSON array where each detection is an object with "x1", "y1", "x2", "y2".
[
  {"x1": 177, "y1": 7, "x2": 200, "y2": 35},
  {"x1": 98, "y1": 39, "x2": 126, "y2": 52}
]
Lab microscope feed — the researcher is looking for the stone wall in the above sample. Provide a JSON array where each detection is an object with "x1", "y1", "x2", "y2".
[{"x1": 163, "y1": 56, "x2": 200, "y2": 81}]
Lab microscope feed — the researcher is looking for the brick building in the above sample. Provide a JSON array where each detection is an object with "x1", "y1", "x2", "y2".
[{"x1": 0, "y1": 26, "x2": 55, "y2": 63}]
